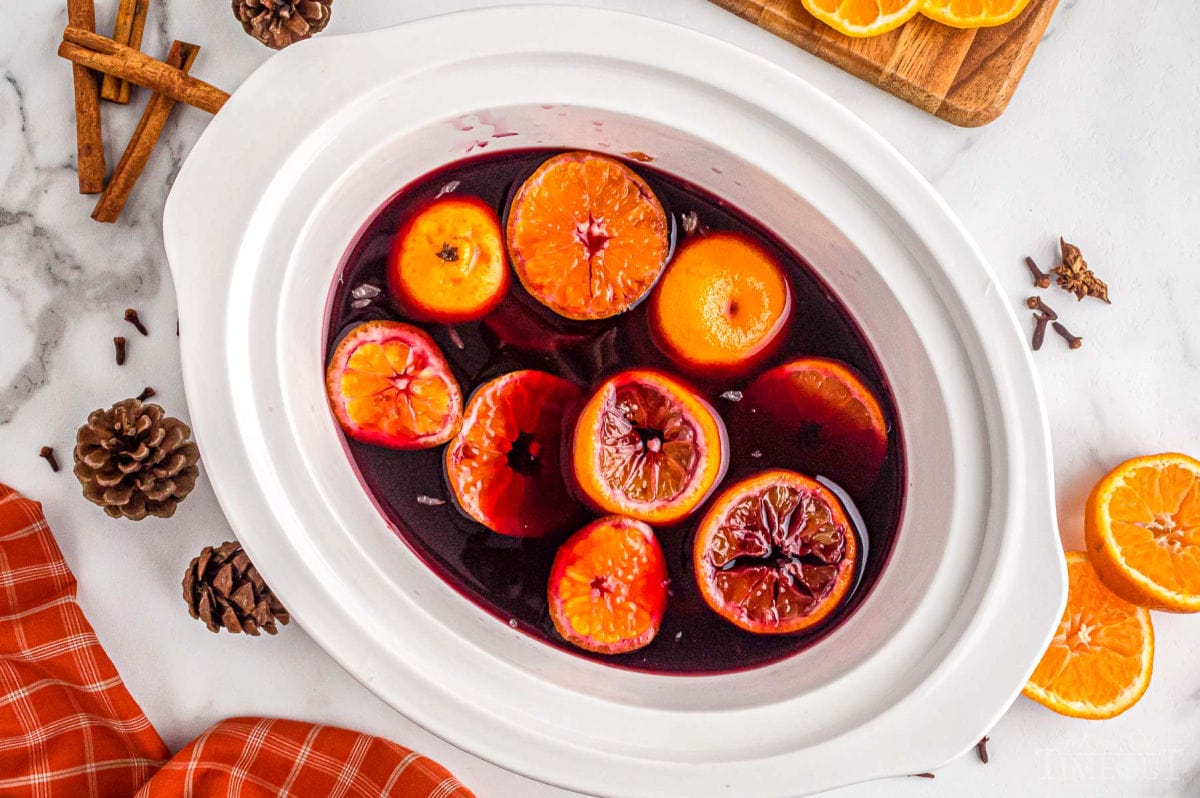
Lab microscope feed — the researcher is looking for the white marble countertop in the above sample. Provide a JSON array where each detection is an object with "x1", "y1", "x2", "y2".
[{"x1": 2, "y1": 1, "x2": 1198, "y2": 796}]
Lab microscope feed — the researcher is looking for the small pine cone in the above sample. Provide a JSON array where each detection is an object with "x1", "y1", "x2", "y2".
[
  {"x1": 73, "y1": 399, "x2": 200, "y2": 521},
  {"x1": 183, "y1": 541, "x2": 290, "y2": 635},
  {"x1": 232, "y1": 0, "x2": 333, "y2": 50}
]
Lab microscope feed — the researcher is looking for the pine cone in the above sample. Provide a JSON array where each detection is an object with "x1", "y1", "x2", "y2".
[
  {"x1": 232, "y1": 0, "x2": 333, "y2": 50},
  {"x1": 73, "y1": 399, "x2": 200, "y2": 521},
  {"x1": 183, "y1": 541, "x2": 290, "y2": 635}
]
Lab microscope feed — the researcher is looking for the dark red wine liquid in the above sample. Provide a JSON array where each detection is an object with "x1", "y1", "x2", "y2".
[{"x1": 325, "y1": 150, "x2": 905, "y2": 675}]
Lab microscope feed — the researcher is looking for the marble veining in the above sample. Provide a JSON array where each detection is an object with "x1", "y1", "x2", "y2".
[{"x1": 1, "y1": 1, "x2": 1198, "y2": 796}]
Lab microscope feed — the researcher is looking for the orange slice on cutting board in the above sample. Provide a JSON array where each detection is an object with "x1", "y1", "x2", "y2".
[
  {"x1": 1085, "y1": 452, "x2": 1200, "y2": 612},
  {"x1": 801, "y1": 0, "x2": 923, "y2": 38},
  {"x1": 1023, "y1": 552, "x2": 1153, "y2": 719},
  {"x1": 920, "y1": 0, "x2": 1033, "y2": 28}
]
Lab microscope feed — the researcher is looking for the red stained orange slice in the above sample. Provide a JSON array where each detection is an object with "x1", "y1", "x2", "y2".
[
  {"x1": 325, "y1": 321, "x2": 462, "y2": 450},
  {"x1": 571, "y1": 369, "x2": 727, "y2": 526},
  {"x1": 445, "y1": 370, "x2": 583, "y2": 538},
  {"x1": 694, "y1": 469, "x2": 858, "y2": 634},
  {"x1": 741, "y1": 357, "x2": 889, "y2": 496},
  {"x1": 548, "y1": 515, "x2": 669, "y2": 655},
  {"x1": 506, "y1": 151, "x2": 670, "y2": 321},
  {"x1": 388, "y1": 196, "x2": 509, "y2": 323},
  {"x1": 650, "y1": 232, "x2": 791, "y2": 375}
]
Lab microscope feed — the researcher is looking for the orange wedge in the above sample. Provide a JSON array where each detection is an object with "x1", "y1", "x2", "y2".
[
  {"x1": 920, "y1": 0, "x2": 1032, "y2": 28},
  {"x1": 1085, "y1": 453, "x2": 1200, "y2": 612},
  {"x1": 1023, "y1": 552, "x2": 1153, "y2": 720},
  {"x1": 801, "y1": 0, "x2": 922, "y2": 38}
]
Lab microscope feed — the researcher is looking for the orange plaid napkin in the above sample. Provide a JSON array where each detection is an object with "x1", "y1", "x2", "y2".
[{"x1": 0, "y1": 484, "x2": 474, "y2": 797}]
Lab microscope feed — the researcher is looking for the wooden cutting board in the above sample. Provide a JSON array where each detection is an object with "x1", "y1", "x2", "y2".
[{"x1": 710, "y1": 0, "x2": 1058, "y2": 126}]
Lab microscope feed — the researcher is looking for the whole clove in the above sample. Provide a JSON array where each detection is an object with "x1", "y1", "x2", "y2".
[
  {"x1": 113, "y1": 336, "x2": 127, "y2": 365},
  {"x1": 1026, "y1": 296, "x2": 1057, "y2": 320},
  {"x1": 124, "y1": 308, "x2": 148, "y2": 335},
  {"x1": 1052, "y1": 321, "x2": 1083, "y2": 350},
  {"x1": 976, "y1": 736, "x2": 990, "y2": 764},
  {"x1": 136, "y1": 386, "x2": 156, "y2": 401},
  {"x1": 39, "y1": 446, "x2": 61, "y2": 472},
  {"x1": 1024, "y1": 256, "x2": 1051, "y2": 289},
  {"x1": 1031, "y1": 313, "x2": 1050, "y2": 351}
]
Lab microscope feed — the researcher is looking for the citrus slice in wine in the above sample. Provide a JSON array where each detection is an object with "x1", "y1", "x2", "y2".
[
  {"x1": 445, "y1": 370, "x2": 583, "y2": 537},
  {"x1": 741, "y1": 357, "x2": 889, "y2": 496},
  {"x1": 325, "y1": 321, "x2": 462, "y2": 450},
  {"x1": 649, "y1": 232, "x2": 791, "y2": 376},
  {"x1": 506, "y1": 151, "x2": 670, "y2": 320},
  {"x1": 571, "y1": 369, "x2": 726, "y2": 526},
  {"x1": 548, "y1": 515, "x2": 669, "y2": 655},
  {"x1": 694, "y1": 470, "x2": 858, "y2": 634},
  {"x1": 388, "y1": 196, "x2": 509, "y2": 323}
]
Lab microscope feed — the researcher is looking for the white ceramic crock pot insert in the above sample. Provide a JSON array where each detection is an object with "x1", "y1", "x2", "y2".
[{"x1": 163, "y1": 7, "x2": 1066, "y2": 797}]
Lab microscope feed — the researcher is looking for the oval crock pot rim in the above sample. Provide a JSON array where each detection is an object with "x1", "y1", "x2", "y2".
[{"x1": 162, "y1": 6, "x2": 1067, "y2": 797}]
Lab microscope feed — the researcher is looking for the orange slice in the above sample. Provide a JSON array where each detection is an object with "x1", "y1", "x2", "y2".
[
  {"x1": 801, "y1": 0, "x2": 922, "y2": 37},
  {"x1": 325, "y1": 321, "x2": 462, "y2": 450},
  {"x1": 1023, "y1": 552, "x2": 1153, "y2": 719},
  {"x1": 649, "y1": 232, "x2": 791, "y2": 376},
  {"x1": 388, "y1": 196, "x2": 509, "y2": 324},
  {"x1": 694, "y1": 470, "x2": 858, "y2": 635},
  {"x1": 548, "y1": 515, "x2": 669, "y2": 655},
  {"x1": 920, "y1": 0, "x2": 1032, "y2": 28},
  {"x1": 1085, "y1": 452, "x2": 1200, "y2": 612},
  {"x1": 506, "y1": 151, "x2": 670, "y2": 321},
  {"x1": 571, "y1": 370, "x2": 727, "y2": 527},
  {"x1": 740, "y1": 358, "x2": 889, "y2": 497},
  {"x1": 445, "y1": 370, "x2": 583, "y2": 538}
]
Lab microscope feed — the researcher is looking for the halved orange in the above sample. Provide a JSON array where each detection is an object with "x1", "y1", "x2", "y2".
[
  {"x1": 649, "y1": 232, "x2": 791, "y2": 376},
  {"x1": 445, "y1": 370, "x2": 583, "y2": 538},
  {"x1": 1085, "y1": 453, "x2": 1200, "y2": 612},
  {"x1": 920, "y1": 0, "x2": 1032, "y2": 28},
  {"x1": 325, "y1": 321, "x2": 462, "y2": 450},
  {"x1": 548, "y1": 515, "x2": 669, "y2": 655},
  {"x1": 740, "y1": 358, "x2": 889, "y2": 496},
  {"x1": 388, "y1": 196, "x2": 509, "y2": 324},
  {"x1": 694, "y1": 470, "x2": 858, "y2": 634},
  {"x1": 801, "y1": 0, "x2": 922, "y2": 38},
  {"x1": 1023, "y1": 552, "x2": 1154, "y2": 719},
  {"x1": 571, "y1": 370, "x2": 726, "y2": 526},
  {"x1": 506, "y1": 151, "x2": 670, "y2": 321}
]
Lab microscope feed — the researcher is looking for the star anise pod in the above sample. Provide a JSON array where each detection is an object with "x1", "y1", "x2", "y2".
[{"x1": 1053, "y1": 238, "x2": 1110, "y2": 303}]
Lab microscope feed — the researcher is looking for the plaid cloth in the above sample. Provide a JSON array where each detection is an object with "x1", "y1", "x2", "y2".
[{"x1": 0, "y1": 484, "x2": 474, "y2": 798}]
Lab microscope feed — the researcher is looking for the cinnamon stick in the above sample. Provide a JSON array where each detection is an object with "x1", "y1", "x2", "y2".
[
  {"x1": 93, "y1": 41, "x2": 199, "y2": 223},
  {"x1": 100, "y1": 0, "x2": 151, "y2": 104},
  {"x1": 66, "y1": 0, "x2": 105, "y2": 194},
  {"x1": 58, "y1": 26, "x2": 228, "y2": 115}
]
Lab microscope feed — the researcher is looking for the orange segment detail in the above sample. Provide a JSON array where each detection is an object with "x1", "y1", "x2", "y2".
[
  {"x1": 548, "y1": 516, "x2": 669, "y2": 655},
  {"x1": 1024, "y1": 552, "x2": 1154, "y2": 719},
  {"x1": 571, "y1": 370, "x2": 727, "y2": 526},
  {"x1": 801, "y1": 0, "x2": 923, "y2": 37},
  {"x1": 650, "y1": 232, "x2": 791, "y2": 375},
  {"x1": 325, "y1": 321, "x2": 462, "y2": 450},
  {"x1": 388, "y1": 196, "x2": 509, "y2": 323},
  {"x1": 506, "y1": 152, "x2": 670, "y2": 320},
  {"x1": 920, "y1": 0, "x2": 1032, "y2": 28},
  {"x1": 1085, "y1": 453, "x2": 1200, "y2": 612}
]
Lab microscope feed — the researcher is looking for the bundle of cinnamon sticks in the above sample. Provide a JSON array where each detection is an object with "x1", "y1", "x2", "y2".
[{"x1": 60, "y1": 0, "x2": 230, "y2": 222}]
